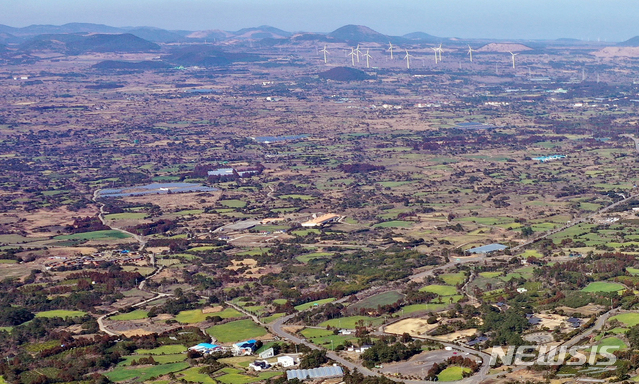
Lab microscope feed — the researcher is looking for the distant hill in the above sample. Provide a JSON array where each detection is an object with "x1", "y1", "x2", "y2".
[
  {"x1": 0, "y1": 32, "x2": 19, "y2": 44},
  {"x1": 328, "y1": 25, "x2": 389, "y2": 43},
  {"x1": 164, "y1": 45, "x2": 261, "y2": 67},
  {"x1": 186, "y1": 29, "x2": 232, "y2": 41},
  {"x1": 7, "y1": 23, "x2": 122, "y2": 37},
  {"x1": 618, "y1": 36, "x2": 639, "y2": 46},
  {"x1": 233, "y1": 25, "x2": 292, "y2": 40},
  {"x1": 93, "y1": 60, "x2": 170, "y2": 70},
  {"x1": 403, "y1": 32, "x2": 439, "y2": 42},
  {"x1": 124, "y1": 27, "x2": 184, "y2": 43},
  {"x1": 20, "y1": 33, "x2": 160, "y2": 54},
  {"x1": 476, "y1": 43, "x2": 533, "y2": 52},
  {"x1": 319, "y1": 66, "x2": 370, "y2": 81}
]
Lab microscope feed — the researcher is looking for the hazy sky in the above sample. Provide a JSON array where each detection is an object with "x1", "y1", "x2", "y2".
[{"x1": 2, "y1": 0, "x2": 638, "y2": 41}]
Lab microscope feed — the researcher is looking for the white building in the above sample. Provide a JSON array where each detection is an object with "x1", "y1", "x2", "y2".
[{"x1": 278, "y1": 356, "x2": 296, "y2": 367}]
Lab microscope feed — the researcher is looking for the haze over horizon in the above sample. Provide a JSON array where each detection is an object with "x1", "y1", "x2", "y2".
[{"x1": 2, "y1": 0, "x2": 639, "y2": 41}]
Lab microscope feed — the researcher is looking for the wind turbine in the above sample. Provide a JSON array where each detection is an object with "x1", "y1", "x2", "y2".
[
  {"x1": 354, "y1": 44, "x2": 362, "y2": 63},
  {"x1": 348, "y1": 48, "x2": 357, "y2": 66},
  {"x1": 363, "y1": 48, "x2": 372, "y2": 68},
  {"x1": 403, "y1": 49, "x2": 412, "y2": 69},
  {"x1": 436, "y1": 43, "x2": 443, "y2": 62},
  {"x1": 467, "y1": 45, "x2": 476, "y2": 62},
  {"x1": 508, "y1": 51, "x2": 519, "y2": 69},
  {"x1": 431, "y1": 47, "x2": 439, "y2": 63},
  {"x1": 388, "y1": 42, "x2": 395, "y2": 59},
  {"x1": 320, "y1": 45, "x2": 329, "y2": 64}
]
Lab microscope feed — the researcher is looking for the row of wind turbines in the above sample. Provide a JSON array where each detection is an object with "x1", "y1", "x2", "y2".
[{"x1": 319, "y1": 42, "x2": 521, "y2": 70}]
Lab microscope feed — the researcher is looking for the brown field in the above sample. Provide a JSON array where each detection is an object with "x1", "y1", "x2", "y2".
[{"x1": 385, "y1": 318, "x2": 438, "y2": 337}]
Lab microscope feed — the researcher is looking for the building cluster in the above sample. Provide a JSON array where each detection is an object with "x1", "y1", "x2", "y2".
[{"x1": 44, "y1": 250, "x2": 146, "y2": 271}]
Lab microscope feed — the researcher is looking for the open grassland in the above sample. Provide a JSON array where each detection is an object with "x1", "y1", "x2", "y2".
[
  {"x1": 118, "y1": 354, "x2": 186, "y2": 366},
  {"x1": 581, "y1": 282, "x2": 625, "y2": 293},
  {"x1": 54, "y1": 230, "x2": 130, "y2": 240},
  {"x1": 438, "y1": 366, "x2": 471, "y2": 382},
  {"x1": 110, "y1": 310, "x2": 149, "y2": 321},
  {"x1": 35, "y1": 310, "x2": 86, "y2": 318},
  {"x1": 175, "y1": 307, "x2": 242, "y2": 323},
  {"x1": 294, "y1": 298, "x2": 335, "y2": 311},
  {"x1": 610, "y1": 313, "x2": 639, "y2": 327},
  {"x1": 420, "y1": 285, "x2": 458, "y2": 296},
  {"x1": 439, "y1": 272, "x2": 466, "y2": 285},
  {"x1": 349, "y1": 291, "x2": 404, "y2": 312},
  {"x1": 216, "y1": 367, "x2": 280, "y2": 384},
  {"x1": 105, "y1": 362, "x2": 189, "y2": 382},
  {"x1": 206, "y1": 319, "x2": 267, "y2": 343},
  {"x1": 177, "y1": 367, "x2": 216, "y2": 384},
  {"x1": 135, "y1": 345, "x2": 187, "y2": 355},
  {"x1": 318, "y1": 315, "x2": 384, "y2": 329},
  {"x1": 105, "y1": 212, "x2": 147, "y2": 220}
]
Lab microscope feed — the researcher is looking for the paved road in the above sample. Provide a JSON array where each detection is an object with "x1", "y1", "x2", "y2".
[
  {"x1": 93, "y1": 189, "x2": 147, "y2": 250},
  {"x1": 621, "y1": 134, "x2": 639, "y2": 153}
]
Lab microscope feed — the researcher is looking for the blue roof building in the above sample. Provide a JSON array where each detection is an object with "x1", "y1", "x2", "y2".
[{"x1": 467, "y1": 243, "x2": 507, "y2": 254}]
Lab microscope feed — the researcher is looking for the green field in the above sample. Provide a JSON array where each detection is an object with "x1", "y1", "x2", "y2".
[
  {"x1": 439, "y1": 272, "x2": 466, "y2": 285},
  {"x1": 628, "y1": 267, "x2": 639, "y2": 276},
  {"x1": 438, "y1": 366, "x2": 471, "y2": 381},
  {"x1": 175, "y1": 307, "x2": 242, "y2": 323},
  {"x1": 135, "y1": 345, "x2": 187, "y2": 355},
  {"x1": 110, "y1": 310, "x2": 149, "y2": 321},
  {"x1": 118, "y1": 354, "x2": 186, "y2": 366},
  {"x1": 596, "y1": 337, "x2": 627, "y2": 351},
  {"x1": 216, "y1": 367, "x2": 280, "y2": 384},
  {"x1": 206, "y1": 319, "x2": 267, "y2": 343},
  {"x1": 35, "y1": 310, "x2": 87, "y2": 318},
  {"x1": 581, "y1": 282, "x2": 625, "y2": 293},
  {"x1": 610, "y1": 313, "x2": 639, "y2": 327},
  {"x1": 220, "y1": 199, "x2": 247, "y2": 208},
  {"x1": 105, "y1": 362, "x2": 189, "y2": 382},
  {"x1": 373, "y1": 220, "x2": 413, "y2": 228},
  {"x1": 105, "y1": 212, "x2": 147, "y2": 220},
  {"x1": 318, "y1": 316, "x2": 383, "y2": 329},
  {"x1": 294, "y1": 298, "x2": 336, "y2": 311},
  {"x1": 349, "y1": 291, "x2": 404, "y2": 311},
  {"x1": 177, "y1": 367, "x2": 216, "y2": 384},
  {"x1": 296, "y1": 252, "x2": 333, "y2": 263},
  {"x1": 261, "y1": 313, "x2": 285, "y2": 324},
  {"x1": 479, "y1": 272, "x2": 502, "y2": 278},
  {"x1": 419, "y1": 284, "x2": 458, "y2": 296},
  {"x1": 300, "y1": 328, "x2": 334, "y2": 338},
  {"x1": 54, "y1": 230, "x2": 130, "y2": 240},
  {"x1": 278, "y1": 194, "x2": 315, "y2": 200}
]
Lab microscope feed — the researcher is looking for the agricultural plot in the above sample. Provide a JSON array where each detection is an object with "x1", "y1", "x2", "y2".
[
  {"x1": 318, "y1": 315, "x2": 384, "y2": 329},
  {"x1": 175, "y1": 307, "x2": 242, "y2": 323},
  {"x1": 581, "y1": 282, "x2": 625, "y2": 293},
  {"x1": 54, "y1": 230, "x2": 130, "y2": 240},
  {"x1": 419, "y1": 285, "x2": 458, "y2": 296},
  {"x1": 349, "y1": 291, "x2": 404, "y2": 312},
  {"x1": 35, "y1": 310, "x2": 87, "y2": 318},
  {"x1": 296, "y1": 252, "x2": 333, "y2": 263},
  {"x1": 110, "y1": 310, "x2": 149, "y2": 321},
  {"x1": 439, "y1": 272, "x2": 466, "y2": 285},
  {"x1": 105, "y1": 362, "x2": 189, "y2": 382},
  {"x1": 610, "y1": 313, "x2": 639, "y2": 327},
  {"x1": 216, "y1": 367, "x2": 280, "y2": 384},
  {"x1": 206, "y1": 319, "x2": 267, "y2": 343},
  {"x1": 135, "y1": 345, "x2": 187, "y2": 355},
  {"x1": 294, "y1": 298, "x2": 335, "y2": 311}
]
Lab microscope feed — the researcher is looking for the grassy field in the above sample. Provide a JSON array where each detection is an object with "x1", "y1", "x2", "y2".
[
  {"x1": 438, "y1": 366, "x2": 471, "y2": 381},
  {"x1": 177, "y1": 367, "x2": 216, "y2": 384},
  {"x1": 595, "y1": 337, "x2": 627, "y2": 351},
  {"x1": 220, "y1": 199, "x2": 247, "y2": 208},
  {"x1": 216, "y1": 367, "x2": 281, "y2": 384},
  {"x1": 294, "y1": 298, "x2": 335, "y2": 311},
  {"x1": 105, "y1": 212, "x2": 147, "y2": 220},
  {"x1": 373, "y1": 220, "x2": 413, "y2": 228},
  {"x1": 54, "y1": 230, "x2": 130, "y2": 240},
  {"x1": 35, "y1": 310, "x2": 86, "y2": 318},
  {"x1": 581, "y1": 282, "x2": 625, "y2": 293},
  {"x1": 610, "y1": 313, "x2": 639, "y2": 327},
  {"x1": 104, "y1": 362, "x2": 189, "y2": 382},
  {"x1": 439, "y1": 272, "x2": 466, "y2": 285},
  {"x1": 261, "y1": 313, "x2": 285, "y2": 324},
  {"x1": 278, "y1": 194, "x2": 315, "y2": 200},
  {"x1": 300, "y1": 328, "x2": 334, "y2": 338},
  {"x1": 628, "y1": 267, "x2": 639, "y2": 276},
  {"x1": 110, "y1": 310, "x2": 149, "y2": 321},
  {"x1": 175, "y1": 307, "x2": 242, "y2": 323},
  {"x1": 318, "y1": 316, "x2": 384, "y2": 329},
  {"x1": 479, "y1": 272, "x2": 502, "y2": 278},
  {"x1": 349, "y1": 291, "x2": 404, "y2": 311},
  {"x1": 296, "y1": 252, "x2": 333, "y2": 263},
  {"x1": 206, "y1": 319, "x2": 267, "y2": 343},
  {"x1": 118, "y1": 354, "x2": 186, "y2": 366},
  {"x1": 135, "y1": 345, "x2": 187, "y2": 355},
  {"x1": 419, "y1": 285, "x2": 458, "y2": 296}
]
